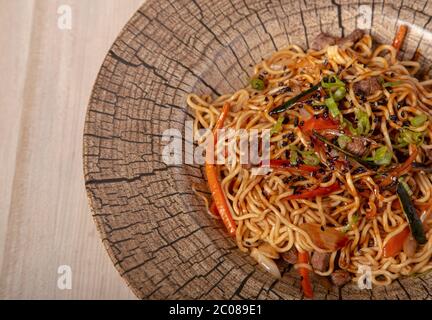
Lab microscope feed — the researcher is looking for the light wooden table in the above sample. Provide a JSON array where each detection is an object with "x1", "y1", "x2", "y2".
[{"x1": 0, "y1": 0, "x2": 145, "y2": 299}]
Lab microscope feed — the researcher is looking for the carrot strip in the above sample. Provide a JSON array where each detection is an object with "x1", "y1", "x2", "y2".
[
  {"x1": 214, "y1": 102, "x2": 230, "y2": 133},
  {"x1": 298, "y1": 251, "x2": 314, "y2": 299},
  {"x1": 383, "y1": 192, "x2": 430, "y2": 258},
  {"x1": 300, "y1": 116, "x2": 339, "y2": 134},
  {"x1": 205, "y1": 103, "x2": 236, "y2": 236},
  {"x1": 383, "y1": 226, "x2": 410, "y2": 258},
  {"x1": 392, "y1": 25, "x2": 408, "y2": 52}
]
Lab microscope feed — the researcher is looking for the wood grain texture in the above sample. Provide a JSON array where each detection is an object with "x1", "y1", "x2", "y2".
[
  {"x1": 84, "y1": 0, "x2": 432, "y2": 300},
  {"x1": 0, "y1": 0, "x2": 144, "y2": 299}
]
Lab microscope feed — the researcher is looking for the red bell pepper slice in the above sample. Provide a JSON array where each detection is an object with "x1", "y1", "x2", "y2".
[
  {"x1": 285, "y1": 182, "x2": 340, "y2": 200},
  {"x1": 383, "y1": 227, "x2": 410, "y2": 258},
  {"x1": 300, "y1": 116, "x2": 340, "y2": 134}
]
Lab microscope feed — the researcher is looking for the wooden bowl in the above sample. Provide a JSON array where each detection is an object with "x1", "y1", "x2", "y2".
[{"x1": 83, "y1": 0, "x2": 432, "y2": 299}]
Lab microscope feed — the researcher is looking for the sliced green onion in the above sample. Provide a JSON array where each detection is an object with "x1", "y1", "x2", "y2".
[
  {"x1": 342, "y1": 118, "x2": 358, "y2": 136},
  {"x1": 352, "y1": 214, "x2": 359, "y2": 224},
  {"x1": 367, "y1": 146, "x2": 393, "y2": 166},
  {"x1": 321, "y1": 75, "x2": 345, "y2": 89},
  {"x1": 398, "y1": 177, "x2": 413, "y2": 196},
  {"x1": 410, "y1": 114, "x2": 428, "y2": 127},
  {"x1": 397, "y1": 128, "x2": 424, "y2": 147},
  {"x1": 271, "y1": 116, "x2": 285, "y2": 135},
  {"x1": 333, "y1": 86, "x2": 346, "y2": 102},
  {"x1": 325, "y1": 96, "x2": 340, "y2": 118},
  {"x1": 312, "y1": 100, "x2": 325, "y2": 107},
  {"x1": 290, "y1": 149, "x2": 298, "y2": 166},
  {"x1": 269, "y1": 84, "x2": 320, "y2": 115},
  {"x1": 301, "y1": 151, "x2": 320, "y2": 166},
  {"x1": 355, "y1": 109, "x2": 371, "y2": 136},
  {"x1": 337, "y1": 134, "x2": 352, "y2": 149},
  {"x1": 383, "y1": 81, "x2": 402, "y2": 88},
  {"x1": 342, "y1": 214, "x2": 359, "y2": 233},
  {"x1": 250, "y1": 78, "x2": 265, "y2": 90}
]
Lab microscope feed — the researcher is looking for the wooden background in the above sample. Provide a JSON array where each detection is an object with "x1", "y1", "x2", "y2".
[{"x1": 0, "y1": 0, "x2": 145, "y2": 299}]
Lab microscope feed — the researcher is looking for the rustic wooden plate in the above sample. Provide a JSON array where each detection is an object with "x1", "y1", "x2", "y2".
[{"x1": 83, "y1": 0, "x2": 432, "y2": 299}]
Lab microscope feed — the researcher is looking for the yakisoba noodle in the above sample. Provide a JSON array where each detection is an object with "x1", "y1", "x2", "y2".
[{"x1": 187, "y1": 27, "x2": 432, "y2": 297}]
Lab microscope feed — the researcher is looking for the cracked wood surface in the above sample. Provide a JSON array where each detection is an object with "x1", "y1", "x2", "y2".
[
  {"x1": 84, "y1": 0, "x2": 432, "y2": 299},
  {"x1": 0, "y1": 0, "x2": 144, "y2": 299}
]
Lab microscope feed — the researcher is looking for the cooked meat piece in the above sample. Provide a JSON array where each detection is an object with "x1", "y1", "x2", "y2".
[
  {"x1": 353, "y1": 77, "x2": 382, "y2": 96},
  {"x1": 345, "y1": 137, "x2": 370, "y2": 157},
  {"x1": 311, "y1": 33, "x2": 337, "y2": 51},
  {"x1": 321, "y1": 129, "x2": 376, "y2": 157},
  {"x1": 311, "y1": 252, "x2": 330, "y2": 272},
  {"x1": 311, "y1": 29, "x2": 364, "y2": 51},
  {"x1": 337, "y1": 29, "x2": 365, "y2": 47},
  {"x1": 282, "y1": 247, "x2": 298, "y2": 264},
  {"x1": 331, "y1": 269, "x2": 352, "y2": 287}
]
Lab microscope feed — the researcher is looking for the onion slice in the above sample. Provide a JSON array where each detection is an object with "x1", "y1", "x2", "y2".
[
  {"x1": 257, "y1": 243, "x2": 280, "y2": 259},
  {"x1": 250, "y1": 248, "x2": 281, "y2": 279},
  {"x1": 403, "y1": 235, "x2": 417, "y2": 258},
  {"x1": 300, "y1": 223, "x2": 349, "y2": 251}
]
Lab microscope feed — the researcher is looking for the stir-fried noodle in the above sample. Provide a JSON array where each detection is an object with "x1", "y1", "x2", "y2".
[{"x1": 187, "y1": 27, "x2": 432, "y2": 297}]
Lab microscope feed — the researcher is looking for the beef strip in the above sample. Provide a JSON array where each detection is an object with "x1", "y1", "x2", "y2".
[
  {"x1": 337, "y1": 29, "x2": 365, "y2": 47},
  {"x1": 311, "y1": 252, "x2": 330, "y2": 272},
  {"x1": 353, "y1": 76, "x2": 382, "y2": 96},
  {"x1": 281, "y1": 247, "x2": 298, "y2": 264},
  {"x1": 311, "y1": 33, "x2": 338, "y2": 51},
  {"x1": 311, "y1": 29, "x2": 364, "y2": 51},
  {"x1": 331, "y1": 269, "x2": 352, "y2": 287}
]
